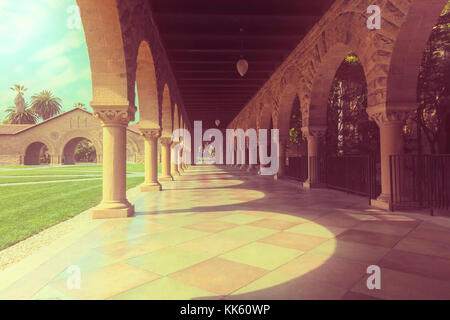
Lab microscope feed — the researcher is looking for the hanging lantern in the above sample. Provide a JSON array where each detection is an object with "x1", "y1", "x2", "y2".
[
  {"x1": 236, "y1": 59, "x2": 248, "y2": 77},
  {"x1": 215, "y1": 119, "x2": 221, "y2": 127}
]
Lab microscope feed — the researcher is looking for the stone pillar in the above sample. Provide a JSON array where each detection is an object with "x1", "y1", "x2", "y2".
[
  {"x1": 368, "y1": 108, "x2": 412, "y2": 207},
  {"x1": 171, "y1": 141, "x2": 181, "y2": 177},
  {"x1": 140, "y1": 128, "x2": 162, "y2": 192},
  {"x1": 160, "y1": 137, "x2": 173, "y2": 181},
  {"x1": 302, "y1": 126, "x2": 327, "y2": 188},
  {"x1": 92, "y1": 109, "x2": 134, "y2": 219},
  {"x1": 50, "y1": 155, "x2": 62, "y2": 165},
  {"x1": 178, "y1": 136, "x2": 184, "y2": 174},
  {"x1": 274, "y1": 135, "x2": 288, "y2": 180}
]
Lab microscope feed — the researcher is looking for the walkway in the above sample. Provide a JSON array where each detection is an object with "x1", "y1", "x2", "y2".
[{"x1": 0, "y1": 165, "x2": 449, "y2": 300}]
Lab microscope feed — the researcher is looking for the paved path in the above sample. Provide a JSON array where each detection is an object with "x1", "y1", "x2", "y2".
[{"x1": 0, "y1": 165, "x2": 449, "y2": 300}]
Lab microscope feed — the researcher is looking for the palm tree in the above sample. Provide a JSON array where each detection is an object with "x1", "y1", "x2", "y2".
[
  {"x1": 31, "y1": 90, "x2": 62, "y2": 120},
  {"x1": 73, "y1": 102, "x2": 86, "y2": 109},
  {"x1": 5, "y1": 102, "x2": 37, "y2": 124},
  {"x1": 10, "y1": 84, "x2": 28, "y2": 113}
]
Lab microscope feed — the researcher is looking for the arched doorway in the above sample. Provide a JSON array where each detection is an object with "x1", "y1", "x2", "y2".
[
  {"x1": 404, "y1": 4, "x2": 450, "y2": 155},
  {"x1": 325, "y1": 52, "x2": 379, "y2": 158},
  {"x1": 323, "y1": 52, "x2": 381, "y2": 198},
  {"x1": 63, "y1": 137, "x2": 97, "y2": 165},
  {"x1": 285, "y1": 96, "x2": 308, "y2": 181},
  {"x1": 24, "y1": 142, "x2": 50, "y2": 165}
]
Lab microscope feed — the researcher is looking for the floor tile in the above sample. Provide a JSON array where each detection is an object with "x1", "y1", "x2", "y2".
[
  {"x1": 230, "y1": 273, "x2": 347, "y2": 300},
  {"x1": 126, "y1": 247, "x2": 213, "y2": 276},
  {"x1": 220, "y1": 242, "x2": 303, "y2": 270},
  {"x1": 217, "y1": 214, "x2": 265, "y2": 225},
  {"x1": 286, "y1": 223, "x2": 346, "y2": 239},
  {"x1": 379, "y1": 249, "x2": 450, "y2": 281},
  {"x1": 394, "y1": 236, "x2": 450, "y2": 259},
  {"x1": 350, "y1": 268, "x2": 450, "y2": 300},
  {"x1": 216, "y1": 225, "x2": 278, "y2": 242},
  {"x1": 184, "y1": 220, "x2": 237, "y2": 233},
  {"x1": 141, "y1": 228, "x2": 209, "y2": 246},
  {"x1": 276, "y1": 253, "x2": 368, "y2": 290},
  {"x1": 110, "y1": 277, "x2": 217, "y2": 300},
  {"x1": 51, "y1": 262, "x2": 160, "y2": 300},
  {"x1": 337, "y1": 229, "x2": 402, "y2": 248},
  {"x1": 309, "y1": 239, "x2": 390, "y2": 263},
  {"x1": 258, "y1": 231, "x2": 328, "y2": 251},
  {"x1": 178, "y1": 233, "x2": 247, "y2": 255},
  {"x1": 170, "y1": 257, "x2": 267, "y2": 295},
  {"x1": 249, "y1": 218, "x2": 300, "y2": 230}
]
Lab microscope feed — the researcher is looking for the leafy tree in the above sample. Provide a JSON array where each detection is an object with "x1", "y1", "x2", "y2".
[
  {"x1": 3, "y1": 85, "x2": 37, "y2": 124},
  {"x1": 288, "y1": 96, "x2": 305, "y2": 145},
  {"x1": 31, "y1": 90, "x2": 62, "y2": 120},
  {"x1": 10, "y1": 84, "x2": 27, "y2": 113},
  {"x1": 73, "y1": 102, "x2": 86, "y2": 109},
  {"x1": 325, "y1": 52, "x2": 380, "y2": 158},
  {"x1": 75, "y1": 140, "x2": 97, "y2": 162},
  {"x1": 5, "y1": 102, "x2": 37, "y2": 124},
  {"x1": 405, "y1": 7, "x2": 450, "y2": 154}
]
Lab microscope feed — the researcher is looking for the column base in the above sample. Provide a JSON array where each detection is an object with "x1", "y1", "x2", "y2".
[
  {"x1": 273, "y1": 173, "x2": 284, "y2": 180},
  {"x1": 92, "y1": 201, "x2": 134, "y2": 219},
  {"x1": 172, "y1": 170, "x2": 180, "y2": 177},
  {"x1": 141, "y1": 182, "x2": 162, "y2": 192},
  {"x1": 371, "y1": 194, "x2": 391, "y2": 210},
  {"x1": 302, "y1": 181, "x2": 327, "y2": 189},
  {"x1": 159, "y1": 175, "x2": 174, "y2": 181}
]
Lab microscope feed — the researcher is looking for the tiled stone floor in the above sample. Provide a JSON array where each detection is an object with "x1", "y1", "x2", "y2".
[{"x1": 1, "y1": 165, "x2": 450, "y2": 300}]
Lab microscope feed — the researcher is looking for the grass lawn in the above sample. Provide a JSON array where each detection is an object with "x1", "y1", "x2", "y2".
[{"x1": 0, "y1": 164, "x2": 149, "y2": 250}]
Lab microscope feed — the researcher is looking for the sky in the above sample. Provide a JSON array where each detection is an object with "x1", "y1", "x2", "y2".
[{"x1": 0, "y1": 0, "x2": 92, "y2": 122}]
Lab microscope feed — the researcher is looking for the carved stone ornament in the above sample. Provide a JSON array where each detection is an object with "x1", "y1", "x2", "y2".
[
  {"x1": 160, "y1": 137, "x2": 173, "y2": 146},
  {"x1": 301, "y1": 126, "x2": 327, "y2": 139},
  {"x1": 139, "y1": 128, "x2": 161, "y2": 140},
  {"x1": 367, "y1": 109, "x2": 413, "y2": 127},
  {"x1": 93, "y1": 110, "x2": 132, "y2": 126}
]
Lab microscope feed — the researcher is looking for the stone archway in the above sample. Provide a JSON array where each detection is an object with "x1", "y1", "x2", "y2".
[
  {"x1": 24, "y1": 142, "x2": 50, "y2": 165},
  {"x1": 136, "y1": 40, "x2": 159, "y2": 129},
  {"x1": 62, "y1": 137, "x2": 98, "y2": 165}
]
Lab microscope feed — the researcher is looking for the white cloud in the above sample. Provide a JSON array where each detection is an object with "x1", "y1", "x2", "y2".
[{"x1": 31, "y1": 31, "x2": 85, "y2": 62}]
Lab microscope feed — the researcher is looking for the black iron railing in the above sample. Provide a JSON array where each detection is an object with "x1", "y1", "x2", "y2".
[
  {"x1": 309, "y1": 155, "x2": 379, "y2": 203},
  {"x1": 390, "y1": 155, "x2": 450, "y2": 212},
  {"x1": 286, "y1": 156, "x2": 308, "y2": 182}
]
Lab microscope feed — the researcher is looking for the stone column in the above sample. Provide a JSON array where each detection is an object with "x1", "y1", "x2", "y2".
[
  {"x1": 274, "y1": 135, "x2": 288, "y2": 180},
  {"x1": 96, "y1": 153, "x2": 103, "y2": 165},
  {"x1": 171, "y1": 141, "x2": 181, "y2": 177},
  {"x1": 302, "y1": 126, "x2": 327, "y2": 188},
  {"x1": 140, "y1": 128, "x2": 162, "y2": 192},
  {"x1": 178, "y1": 141, "x2": 186, "y2": 174},
  {"x1": 50, "y1": 155, "x2": 62, "y2": 165},
  {"x1": 92, "y1": 109, "x2": 134, "y2": 219},
  {"x1": 160, "y1": 137, "x2": 173, "y2": 181},
  {"x1": 368, "y1": 108, "x2": 412, "y2": 207}
]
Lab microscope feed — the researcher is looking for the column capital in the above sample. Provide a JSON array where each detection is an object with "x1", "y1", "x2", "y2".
[
  {"x1": 160, "y1": 137, "x2": 173, "y2": 146},
  {"x1": 301, "y1": 126, "x2": 327, "y2": 139},
  {"x1": 139, "y1": 128, "x2": 161, "y2": 140},
  {"x1": 92, "y1": 107, "x2": 135, "y2": 126},
  {"x1": 367, "y1": 105, "x2": 414, "y2": 127}
]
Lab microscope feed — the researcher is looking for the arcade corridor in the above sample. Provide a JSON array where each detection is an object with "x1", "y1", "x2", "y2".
[{"x1": 1, "y1": 166, "x2": 449, "y2": 300}]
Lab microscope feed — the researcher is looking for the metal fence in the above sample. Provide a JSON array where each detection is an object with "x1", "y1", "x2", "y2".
[
  {"x1": 286, "y1": 156, "x2": 308, "y2": 182},
  {"x1": 309, "y1": 155, "x2": 379, "y2": 203},
  {"x1": 390, "y1": 155, "x2": 450, "y2": 212}
]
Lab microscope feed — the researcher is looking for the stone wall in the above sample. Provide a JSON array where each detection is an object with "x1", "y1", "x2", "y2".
[{"x1": 0, "y1": 108, "x2": 144, "y2": 166}]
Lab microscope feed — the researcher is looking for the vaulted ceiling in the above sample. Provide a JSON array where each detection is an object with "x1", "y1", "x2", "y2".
[{"x1": 148, "y1": 0, "x2": 336, "y2": 128}]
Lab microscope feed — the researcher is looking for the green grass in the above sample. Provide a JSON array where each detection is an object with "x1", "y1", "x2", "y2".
[
  {"x1": 0, "y1": 164, "x2": 147, "y2": 250},
  {"x1": 0, "y1": 176, "x2": 102, "y2": 184}
]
